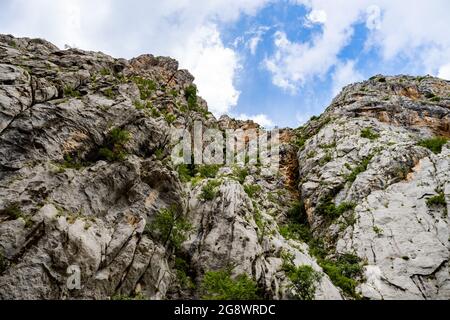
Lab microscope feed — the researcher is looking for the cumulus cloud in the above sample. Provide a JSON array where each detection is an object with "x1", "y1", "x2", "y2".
[
  {"x1": 438, "y1": 63, "x2": 450, "y2": 80},
  {"x1": 235, "y1": 113, "x2": 274, "y2": 128},
  {"x1": 0, "y1": 0, "x2": 271, "y2": 115},
  {"x1": 331, "y1": 60, "x2": 364, "y2": 96},
  {"x1": 265, "y1": 0, "x2": 450, "y2": 93},
  {"x1": 305, "y1": 9, "x2": 327, "y2": 26}
]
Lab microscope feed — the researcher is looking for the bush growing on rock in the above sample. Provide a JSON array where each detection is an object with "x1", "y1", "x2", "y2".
[
  {"x1": 200, "y1": 180, "x2": 221, "y2": 201},
  {"x1": 201, "y1": 267, "x2": 260, "y2": 300},
  {"x1": 149, "y1": 206, "x2": 192, "y2": 250},
  {"x1": 360, "y1": 128, "x2": 380, "y2": 140},
  {"x1": 98, "y1": 127, "x2": 130, "y2": 162},
  {"x1": 418, "y1": 137, "x2": 449, "y2": 154}
]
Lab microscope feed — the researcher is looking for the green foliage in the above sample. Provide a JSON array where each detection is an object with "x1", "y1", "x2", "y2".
[
  {"x1": 103, "y1": 87, "x2": 116, "y2": 99},
  {"x1": 100, "y1": 68, "x2": 111, "y2": 76},
  {"x1": 319, "y1": 152, "x2": 332, "y2": 165},
  {"x1": 244, "y1": 184, "x2": 261, "y2": 198},
  {"x1": 372, "y1": 225, "x2": 384, "y2": 236},
  {"x1": 418, "y1": 137, "x2": 448, "y2": 154},
  {"x1": 164, "y1": 112, "x2": 177, "y2": 125},
  {"x1": 285, "y1": 264, "x2": 322, "y2": 300},
  {"x1": 315, "y1": 196, "x2": 356, "y2": 220},
  {"x1": 346, "y1": 155, "x2": 373, "y2": 183},
  {"x1": 319, "y1": 142, "x2": 336, "y2": 149},
  {"x1": 154, "y1": 148, "x2": 165, "y2": 160},
  {"x1": 112, "y1": 293, "x2": 146, "y2": 300},
  {"x1": 133, "y1": 76, "x2": 157, "y2": 100},
  {"x1": 430, "y1": 96, "x2": 441, "y2": 102},
  {"x1": 424, "y1": 92, "x2": 440, "y2": 101},
  {"x1": 318, "y1": 254, "x2": 364, "y2": 298},
  {"x1": 177, "y1": 164, "x2": 195, "y2": 183},
  {"x1": 63, "y1": 85, "x2": 81, "y2": 98},
  {"x1": 150, "y1": 206, "x2": 192, "y2": 250},
  {"x1": 98, "y1": 127, "x2": 130, "y2": 162},
  {"x1": 310, "y1": 115, "x2": 319, "y2": 121},
  {"x1": 2, "y1": 203, "x2": 33, "y2": 228},
  {"x1": 378, "y1": 77, "x2": 386, "y2": 83},
  {"x1": 61, "y1": 153, "x2": 86, "y2": 170},
  {"x1": 201, "y1": 267, "x2": 260, "y2": 300},
  {"x1": 0, "y1": 252, "x2": 8, "y2": 273},
  {"x1": 175, "y1": 257, "x2": 195, "y2": 289},
  {"x1": 185, "y1": 84, "x2": 198, "y2": 110},
  {"x1": 426, "y1": 192, "x2": 446, "y2": 207},
  {"x1": 360, "y1": 128, "x2": 380, "y2": 140},
  {"x1": 233, "y1": 167, "x2": 249, "y2": 184},
  {"x1": 198, "y1": 165, "x2": 220, "y2": 178},
  {"x1": 177, "y1": 164, "x2": 221, "y2": 183},
  {"x1": 200, "y1": 180, "x2": 221, "y2": 201},
  {"x1": 279, "y1": 201, "x2": 312, "y2": 243}
]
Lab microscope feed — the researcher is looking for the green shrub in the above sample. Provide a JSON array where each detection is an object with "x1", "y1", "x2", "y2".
[
  {"x1": 175, "y1": 257, "x2": 195, "y2": 289},
  {"x1": 318, "y1": 253, "x2": 364, "y2": 298},
  {"x1": 61, "y1": 153, "x2": 86, "y2": 170},
  {"x1": 426, "y1": 192, "x2": 446, "y2": 207},
  {"x1": 164, "y1": 112, "x2": 177, "y2": 125},
  {"x1": 200, "y1": 180, "x2": 221, "y2": 201},
  {"x1": 154, "y1": 148, "x2": 165, "y2": 160},
  {"x1": 244, "y1": 184, "x2": 261, "y2": 198},
  {"x1": 279, "y1": 201, "x2": 311, "y2": 242},
  {"x1": 0, "y1": 252, "x2": 8, "y2": 273},
  {"x1": 133, "y1": 76, "x2": 157, "y2": 100},
  {"x1": 319, "y1": 152, "x2": 332, "y2": 165},
  {"x1": 2, "y1": 203, "x2": 33, "y2": 228},
  {"x1": 103, "y1": 87, "x2": 116, "y2": 99},
  {"x1": 198, "y1": 165, "x2": 220, "y2": 178},
  {"x1": 346, "y1": 155, "x2": 373, "y2": 183},
  {"x1": 286, "y1": 265, "x2": 322, "y2": 300},
  {"x1": 185, "y1": 84, "x2": 198, "y2": 110},
  {"x1": 98, "y1": 127, "x2": 130, "y2": 162},
  {"x1": 100, "y1": 68, "x2": 111, "y2": 76},
  {"x1": 63, "y1": 85, "x2": 81, "y2": 98},
  {"x1": 233, "y1": 167, "x2": 249, "y2": 184},
  {"x1": 378, "y1": 77, "x2": 386, "y2": 83},
  {"x1": 319, "y1": 142, "x2": 336, "y2": 149},
  {"x1": 112, "y1": 293, "x2": 146, "y2": 300},
  {"x1": 201, "y1": 268, "x2": 260, "y2": 300},
  {"x1": 315, "y1": 197, "x2": 356, "y2": 220},
  {"x1": 177, "y1": 164, "x2": 195, "y2": 183},
  {"x1": 360, "y1": 128, "x2": 380, "y2": 140},
  {"x1": 150, "y1": 206, "x2": 191, "y2": 250},
  {"x1": 372, "y1": 225, "x2": 384, "y2": 236},
  {"x1": 418, "y1": 137, "x2": 448, "y2": 154}
]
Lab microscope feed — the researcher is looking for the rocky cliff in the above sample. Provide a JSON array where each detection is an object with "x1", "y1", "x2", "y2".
[{"x1": 0, "y1": 35, "x2": 448, "y2": 300}]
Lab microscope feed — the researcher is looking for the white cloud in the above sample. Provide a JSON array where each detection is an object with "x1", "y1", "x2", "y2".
[
  {"x1": 0, "y1": 0, "x2": 271, "y2": 115},
  {"x1": 266, "y1": 0, "x2": 450, "y2": 92},
  {"x1": 438, "y1": 63, "x2": 450, "y2": 80},
  {"x1": 331, "y1": 60, "x2": 364, "y2": 96},
  {"x1": 305, "y1": 9, "x2": 327, "y2": 26},
  {"x1": 236, "y1": 113, "x2": 274, "y2": 128}
]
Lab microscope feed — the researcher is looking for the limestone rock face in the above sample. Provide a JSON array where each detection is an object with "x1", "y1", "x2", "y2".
[
  {"x1": 296, "y1": 75, "x2": 449, "y2": 300},
  {"x1": 0, "y1": 35, "x2": 448, "y2": 300}
]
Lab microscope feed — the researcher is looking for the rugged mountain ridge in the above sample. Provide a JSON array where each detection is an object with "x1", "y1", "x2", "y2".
[{"x1": 0, "y1": 35, "x2": 448, "y2": 300}]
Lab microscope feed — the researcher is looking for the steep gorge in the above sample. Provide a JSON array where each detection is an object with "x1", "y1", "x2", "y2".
[{"x1": 0, "y1": 35, "x2": 448, "y2": 300}]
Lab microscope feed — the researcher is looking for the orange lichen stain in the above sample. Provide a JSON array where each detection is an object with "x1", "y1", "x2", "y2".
[
  {"x1": 126, "y1": 212, "x2": 140, "y2": 226},
  {"x1": 145, "y1": 190, "x2": 159, "y2": 208},
  {"x1": 62, "y1": 131, "x2": 89, "y2": 154}
]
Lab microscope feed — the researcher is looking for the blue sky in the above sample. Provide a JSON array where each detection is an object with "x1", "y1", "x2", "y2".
[{"x1": 1, "y1": 0, "x2": 449, "y2": 128}]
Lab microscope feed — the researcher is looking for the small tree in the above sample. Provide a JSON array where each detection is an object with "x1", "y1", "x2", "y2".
[{"x1": 149, "y1": 206, "x2": 192, "y2": 250}]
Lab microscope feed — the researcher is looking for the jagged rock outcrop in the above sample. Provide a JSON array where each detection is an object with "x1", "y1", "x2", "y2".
[
  {"x1": 0, "y1": 35, "x2": 448, "y2": 300},
  {"x1": 296, "y1": 75, "x2": 449, "y2": 299}
]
